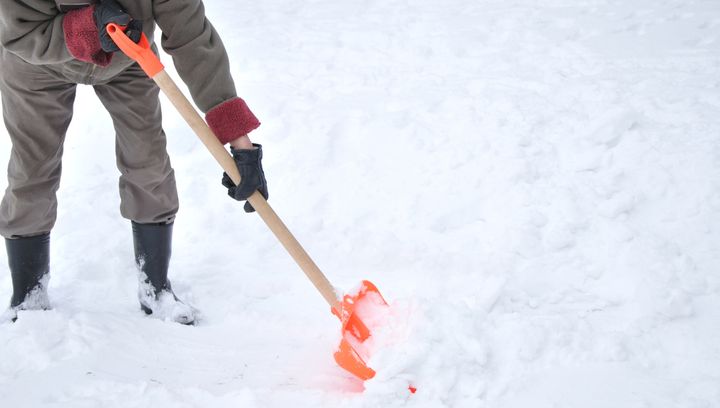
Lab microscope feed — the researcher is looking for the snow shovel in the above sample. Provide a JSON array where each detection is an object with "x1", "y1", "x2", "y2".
[{"x1": 106, "y1": 24, "x2": 388, "y2": 381}]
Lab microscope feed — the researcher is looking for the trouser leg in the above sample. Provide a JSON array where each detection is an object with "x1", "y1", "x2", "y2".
[
  {"x1": 0, "y1": 49, "x2": 76, "y2": 239},
  {"x1": 93, "y1": 65, "x2": 192, "y2": 324},
  {"x1": 92, "y1": 64, "x2": 178, "y2": 224}
]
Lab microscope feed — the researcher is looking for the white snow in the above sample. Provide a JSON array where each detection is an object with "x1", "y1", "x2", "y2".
[
  {"x1": 136, "y1": 271, "x2": 197, "y2": 325},
  {"x1": 2, "y1": 0, "x2": 720, "y2": 406},
  {"x1": 0, "y1": 274, "x2": 50, "y2": 323}
]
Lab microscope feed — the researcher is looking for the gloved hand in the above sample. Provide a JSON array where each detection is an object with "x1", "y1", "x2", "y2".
[
  {"x1": 222, "y1": 144, "x2": 269, "y2": 213},
  {"x1": 94, "y1": 0, "x2": 143, "y2": 52}
]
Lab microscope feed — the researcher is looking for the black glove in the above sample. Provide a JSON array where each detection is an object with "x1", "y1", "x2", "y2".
[
  {"x1": 94, "y1": 0, "x2": 143, "y2": 52},
  {"x1": 222, "y1": 144, "x2": 269, "y2": 213}
]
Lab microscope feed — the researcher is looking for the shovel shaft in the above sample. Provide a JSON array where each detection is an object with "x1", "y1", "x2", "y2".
[
  {"x1": 106, "y1": 24, "x2": 340, "y2": 309},
  {"x1": 153, "y1": 71, "x2": 340, "y2": 309}
]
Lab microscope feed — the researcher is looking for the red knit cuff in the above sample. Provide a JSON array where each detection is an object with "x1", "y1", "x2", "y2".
[
  {"x1": 63, "y1": 6, "x2": 113, "y2": 67},
  {"x1": 206, "y1": 98, "x2": 261, "y2": 145}
]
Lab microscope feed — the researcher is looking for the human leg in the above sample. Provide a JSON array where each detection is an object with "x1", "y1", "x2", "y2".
[
  {"x1": 93, "y1": 65, "x2": 194, "y2": 324},
  {"x1": 0, "y1": 50, "x2": 76, "y2": 317}
]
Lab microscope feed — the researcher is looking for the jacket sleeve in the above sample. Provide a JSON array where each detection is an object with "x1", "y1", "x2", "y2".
[
  {"x1": 0, "y1": 1, "x2": 73, "y2": 64},
  {"x1": 153, "y1": 0, "x2": 260, "y2": 143},
  {"x1": 152, "y1": 0, "x2": 238, "y2": 113}
]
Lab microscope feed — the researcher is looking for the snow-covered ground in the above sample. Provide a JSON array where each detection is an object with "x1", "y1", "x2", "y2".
[{"x1": 2, "y1": 0, "x2": 720, "y2": 406}]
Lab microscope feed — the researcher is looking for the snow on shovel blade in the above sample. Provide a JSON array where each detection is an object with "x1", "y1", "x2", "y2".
[{"x1": 331, "y1": 280, "x2": 388, "y2": 380}]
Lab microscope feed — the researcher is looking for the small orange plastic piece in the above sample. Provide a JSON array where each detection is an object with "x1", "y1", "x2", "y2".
[
  {"x1": 331, "y1": 280, "x2": 387, "y2": 381},
  {"x1": 106, "y1": 23, "x2": 164, "y2": 78}
]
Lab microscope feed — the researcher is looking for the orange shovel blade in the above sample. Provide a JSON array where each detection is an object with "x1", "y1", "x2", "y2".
[{"x1": 331, "y1": 280, "x2": 388, "y2": 380}]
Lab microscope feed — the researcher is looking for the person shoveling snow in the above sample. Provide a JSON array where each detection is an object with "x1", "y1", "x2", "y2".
[
  {"x1": 0, "y1": 0, "x2": 267, "y2": 324},
  {"x1": 1, "y1": 0, "x2": 392, "y2": 383}
]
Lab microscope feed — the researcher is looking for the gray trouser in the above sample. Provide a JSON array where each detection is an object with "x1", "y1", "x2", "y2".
[{"x1": 0, "y1": 49, "x2": 178, "y2": 238}]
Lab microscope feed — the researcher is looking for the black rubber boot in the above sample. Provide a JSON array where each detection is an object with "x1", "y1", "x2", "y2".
[
  {"x1": 132, "y1": 221, "x2": 195, "y2": 325},
  {"x1": 3, "y1": 234, "x2": 51, "y2": 322}
]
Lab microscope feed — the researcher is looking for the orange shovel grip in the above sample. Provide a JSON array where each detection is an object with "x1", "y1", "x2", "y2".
[{"x1": 106, "y1": 23, "x2": 164, "y2": 78}]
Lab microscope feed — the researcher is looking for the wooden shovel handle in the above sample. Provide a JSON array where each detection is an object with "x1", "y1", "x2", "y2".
[{"x1": 107, "y1": 24, "x2": 340, "y2": 308}]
